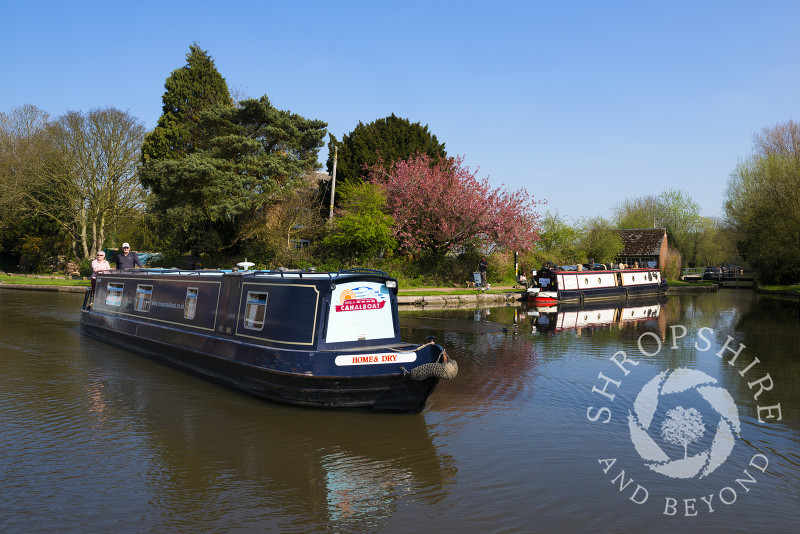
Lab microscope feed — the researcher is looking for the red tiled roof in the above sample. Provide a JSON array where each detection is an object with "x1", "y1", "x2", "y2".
[{"x1": 617, "y1": 228, "x2": 667, "y2": 256}]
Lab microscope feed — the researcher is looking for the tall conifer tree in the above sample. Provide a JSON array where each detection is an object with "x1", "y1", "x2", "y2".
[
  {"x1": 141, "y1": 43, "x2": 231, "y2": 163},
  {"x1": 139, "y1": 45, "x2": 326, "y2": 256}
]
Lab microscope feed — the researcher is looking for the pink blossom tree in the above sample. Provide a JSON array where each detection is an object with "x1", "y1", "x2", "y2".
[{"x1": 368, "y1": 154, "x2": 544, "y2": 254}]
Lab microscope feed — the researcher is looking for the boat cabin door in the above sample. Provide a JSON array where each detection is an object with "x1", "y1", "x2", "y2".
[{"x1": 217, "y1": 273, "x2": 242, "y2": 335}]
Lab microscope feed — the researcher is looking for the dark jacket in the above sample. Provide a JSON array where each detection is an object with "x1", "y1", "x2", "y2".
[{"x1": 116, "y1": 251, "x2": 142, "y2": 269}]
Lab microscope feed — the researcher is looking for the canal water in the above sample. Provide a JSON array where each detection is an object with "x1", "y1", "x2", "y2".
[{"x1": 0, "y1": 289, "x2": 798, "y2": 533}]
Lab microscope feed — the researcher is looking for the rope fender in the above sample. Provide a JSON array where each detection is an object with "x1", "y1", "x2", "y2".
[{"x1": 409, "y1": 358, "x2": 459, "y2": 381}]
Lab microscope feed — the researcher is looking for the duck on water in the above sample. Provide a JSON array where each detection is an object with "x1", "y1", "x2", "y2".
[{"x1": 80, "y1": 267, "x2": 457, "y2": 412}]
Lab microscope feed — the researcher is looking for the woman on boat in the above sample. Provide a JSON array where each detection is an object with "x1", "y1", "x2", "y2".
[{"x1": 91, "y1": 250, "x2": 111, "y2": 292}]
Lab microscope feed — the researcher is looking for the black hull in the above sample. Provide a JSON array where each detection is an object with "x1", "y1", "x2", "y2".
[
  {"x1": 557, "y1": 284, "x2": 665, "y2": 302},
  {"x1": 526, "y1": 285, "x2": 666, "y2": 303},
  {"x1": 80, "y1": 310, "x2": 439, "y2": 413}
]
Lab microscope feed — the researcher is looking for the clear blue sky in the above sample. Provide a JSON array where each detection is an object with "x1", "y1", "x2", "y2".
[{"x1": 3, "y1": 1, "x2": 798, "y2": 222}]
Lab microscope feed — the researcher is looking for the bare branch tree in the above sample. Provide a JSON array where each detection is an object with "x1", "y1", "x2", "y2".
[{"x1": 6, "y1": 107, "x2": 147, "y2": 260}]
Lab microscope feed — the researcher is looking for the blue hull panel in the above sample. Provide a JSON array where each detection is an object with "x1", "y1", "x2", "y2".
[{"x1": 81, "y1": 310, "x2": 440, "y2": 412}]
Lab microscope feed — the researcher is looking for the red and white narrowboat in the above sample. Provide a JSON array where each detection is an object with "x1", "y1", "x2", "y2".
[{"x1": 526, "y1": 264, "x2": 667, "y2": 305}]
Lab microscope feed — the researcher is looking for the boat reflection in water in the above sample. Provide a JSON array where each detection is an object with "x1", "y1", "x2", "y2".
[
  {"x1": 525, "y1": 298, "x2": 666, "y2": 335},
  {"x1": 80, "y1": 355, "x2": 455, "y2": 531}
]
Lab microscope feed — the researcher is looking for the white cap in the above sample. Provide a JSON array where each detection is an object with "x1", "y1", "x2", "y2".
[{"x1": 122, "y1": 242, "x2": 130, "y2": 248}]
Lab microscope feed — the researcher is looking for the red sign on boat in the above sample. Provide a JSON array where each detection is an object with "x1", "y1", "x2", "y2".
[{"x1": 335, "y1": 298, "x2": 387, "y2": 312}]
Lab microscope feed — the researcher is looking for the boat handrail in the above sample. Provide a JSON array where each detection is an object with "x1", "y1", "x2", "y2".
[
  {"x1": 105, "y1": 267, "x2": 393, "y2": 280},
  {"x1": 109, "y1": 268, "x2": 226, "y2": 276},
  {"x1": 251, "y1": 268, "x2": 390, "y2": 280},
  {"x1": 252, "y1": 269, "x2": 324, "y2": 279},
  {"x1": 338, "y1": 268, "x2": 390, "y2": 277},
  {"x1": 543, "y1": 266, "x2": 660, "y2": 273}
]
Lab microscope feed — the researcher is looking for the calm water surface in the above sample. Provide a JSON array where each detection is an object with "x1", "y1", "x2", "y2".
[{"x1": 0, "y1": 288, "x2": 798, "y2": 533}]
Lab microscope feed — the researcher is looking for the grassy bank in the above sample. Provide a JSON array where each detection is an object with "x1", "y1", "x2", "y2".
[
  {"x1": 667, "y1": 279, "x2": 717, "y2": 286},
  {"x1": 0, "y1": 275, "x2": 90, "y2": 287},
  {"x1": 757, "y1": 284, "x2": 800, "y2": 294},
  {"x1": 0, "y1": 272, "x2": 516, "y2": 296},
  {"x1": 0, "y1": 273, "x2": 754, "y2": 295},
  {"x1": 397, "y1": 288, "x2": 520, "y2": 296}
]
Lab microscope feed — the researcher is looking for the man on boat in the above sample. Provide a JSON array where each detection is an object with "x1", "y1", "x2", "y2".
[{"x1": 116, "y1": 242, "x2": 142, "y2": 270}]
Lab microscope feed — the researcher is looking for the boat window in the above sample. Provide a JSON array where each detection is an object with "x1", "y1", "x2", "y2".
[
  {"x1": 244, "y1": 292, "x2": 268, "y2": 330},
  {"x1": 184, "y1": 288, "x2": 198, "y2": 320},
  {"x1": 134, "y1": 285, "x2": 153, "y2": 312},
  {"x1": 106, "y1": 283, "x2": 123, "y2": 307}
]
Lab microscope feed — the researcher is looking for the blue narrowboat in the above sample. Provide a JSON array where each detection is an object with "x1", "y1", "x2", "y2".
[{"x1": 80, "y1": 268, "x2": 457, "y2": 412}]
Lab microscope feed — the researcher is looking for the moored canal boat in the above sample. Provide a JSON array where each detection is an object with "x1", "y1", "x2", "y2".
[
  {"x1": 525, "y1": 263, "x2": 667, "y2": 305},
  {"x1": 80, "y1": 268, "x2": 457, "y2": 412}
]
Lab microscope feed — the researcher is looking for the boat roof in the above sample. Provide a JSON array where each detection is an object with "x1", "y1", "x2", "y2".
[
  {"x1": 543, "y1": 267, "x2": 658, "y2": 273},
  {"x1": 104, "y1": 267, "x2": 395, "y2": 281}
]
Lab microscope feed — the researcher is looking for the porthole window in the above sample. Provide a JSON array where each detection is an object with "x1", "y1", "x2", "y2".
[
  {"x1": 184, "y1": 288, "x2": 198, "y2": 320},
  {"x1": 244, "y1": 292, "x2": 268, "y2": 330},
  {"x1": 584, "y1": 277, "x2": 589, "y2": 285},
  {"x1": 632, "y1": 275, "x2": 636, "y2": 281},
  {"x1": 598, "y1": 277, "x2": 602, "y2": 284},
  {"x1": 134, "y1": 285, "x2": 153, "y2": 312},
  {"x1": 106, "y1": 283, "x2": 123, "y2": 307}
]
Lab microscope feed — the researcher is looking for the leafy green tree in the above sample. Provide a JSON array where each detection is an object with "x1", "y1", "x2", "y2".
[
  {"x1": 614, "y1": 188, "x2": 701, "y2": 266},
  {"x1": 528, "y1": 214, "x2": 623, "y2": 268},
  {"x1": 725, "y1": 120, "x2": 800, "y2": 283},
  {"x1": 324, "y1": 114, "x2": 446, "y2": 210},
  {"x1": 529, "y1": 211, "x2": 581, "y2": 266},
  {"x1": 686, "y1": 216, "x2": 736, "y2": 268},
  {"x1": 141, "y1": 43, "x2": 232, "y2": 162},
  {"x1": 578, "y1": 216, "x2": 624, "y2": 264},
  {"x1": 615, "y1": 195, "x2": 660, "y2": 229},
  {"x1": 322, "y1": 181, "x2": 397, "y2": 261},
  {"x1": 140, "y1": 96, "x2": 327, "y2": 255},
  {"x1": 658, "y1": 189, "x2": 702, "y2": 260}
]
